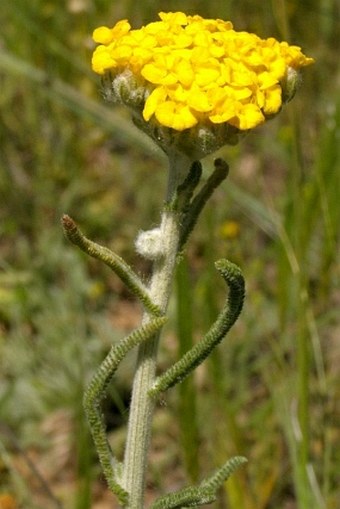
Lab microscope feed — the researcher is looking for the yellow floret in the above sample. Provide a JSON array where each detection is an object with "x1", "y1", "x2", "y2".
[
  {"x1": 92, "y1": 46, "x2": 116, "y2": 74},
  {"x1": 155, "y1": 102, "x2": 198, "y2": 130},
  {"x1": 159, "y1": 11, "x2": 189, "y2": 25},
  {"x1": 92, "y1": 11, "x2": 314, "y2": 132},
  {"x1": 93, "y1": 26, "x2": 114, "y2": 45}
]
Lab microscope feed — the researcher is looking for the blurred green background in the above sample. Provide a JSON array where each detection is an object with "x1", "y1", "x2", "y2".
[{"x1": 0, "y1": 1, "x2": 339, "y2": 508}]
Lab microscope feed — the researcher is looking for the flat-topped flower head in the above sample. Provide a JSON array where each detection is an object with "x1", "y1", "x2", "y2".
[{"x1": 92, "y1": 12, "x2": 314, "y2": 158}]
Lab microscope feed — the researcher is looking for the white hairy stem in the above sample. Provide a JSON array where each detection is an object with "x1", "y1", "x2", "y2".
[{"x1": 121, "y1": 153, "x2": 191, "y2": 509}]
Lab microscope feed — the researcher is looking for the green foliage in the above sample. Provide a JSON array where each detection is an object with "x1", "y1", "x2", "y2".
[
  {"x1": 149, "y1": 259, "x2": 245, "y2": 397},
  {"x1": 83, "y1": 316, "x2": 167, "y2": 505},
  {"x1": 150, "y1": 457, "x2": 247, "y2": 509}
]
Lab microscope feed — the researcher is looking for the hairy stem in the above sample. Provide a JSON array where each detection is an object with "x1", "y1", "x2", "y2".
[{"x1": 121, "y1": 153, "x2": 190, "y2": 508}]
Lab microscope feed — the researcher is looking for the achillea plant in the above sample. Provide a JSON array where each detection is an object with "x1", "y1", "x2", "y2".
[{"x1": 62, "y1": 11, "x2": 313, "y2": 509}]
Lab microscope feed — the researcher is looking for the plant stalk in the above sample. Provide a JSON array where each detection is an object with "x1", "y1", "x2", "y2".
[{"x1": 121, "y1": 153, "x2": 190, "y2": 509}]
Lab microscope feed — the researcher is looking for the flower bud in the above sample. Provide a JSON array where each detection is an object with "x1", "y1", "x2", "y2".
[{"x1": 281, "y1": 67, "x2": 302, "y2": 103}]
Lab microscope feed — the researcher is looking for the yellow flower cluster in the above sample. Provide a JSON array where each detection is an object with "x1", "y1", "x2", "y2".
[{"x1": 92, "y1": 12, "x2": 314, "y2": 132}]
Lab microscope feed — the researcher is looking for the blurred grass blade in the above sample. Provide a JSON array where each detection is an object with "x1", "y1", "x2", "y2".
[
  {"x1": 0, "y1": 48, "x2": 162, "y2": 159},
  {"x1": 225, "y1": 181, "x2": 278, "y2": 237},
  {"x1": 6, "y1": 2, "x2": 93, "y2": 77},
  {"x1": 175, "y1": 256, "x2": 200, "y2": 483}
]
